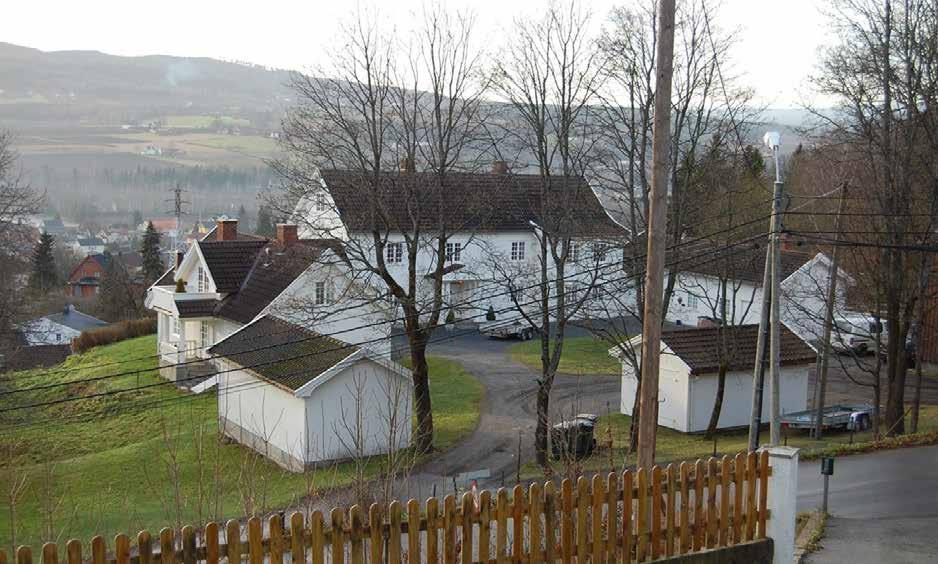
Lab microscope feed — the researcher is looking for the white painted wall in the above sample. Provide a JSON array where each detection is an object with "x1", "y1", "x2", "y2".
[
  {"x1": 619, "y1": 343, "x2": 692, "y2": 431},
  {"x1": 670, "y1": 272, "x2": 762, "y2": 327},
  {"x1": 19, "y1": 318, "x2": 81, "y2": 346},
  {"x1": 781, "y1": 253, "x2": 849, "y2": 347}
]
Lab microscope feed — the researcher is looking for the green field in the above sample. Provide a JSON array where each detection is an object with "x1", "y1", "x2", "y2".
[
  {"x1": 510, "y1": 335, "x2": 621, "y2": 375},
  {"x1": 163, "y1": 115, "x2": 251, "y2": 129},
  {"x1": 0, "y1": 337, "x2": 481, "y2": 548}
]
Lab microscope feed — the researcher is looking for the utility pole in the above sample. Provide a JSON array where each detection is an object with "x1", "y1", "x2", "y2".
[
  {"x1": 166, "y1": 183, "x2": 189, "y2": 252},
  {"x1": 748, "y1": 246, "x2": 772, "y2": 451},
  {"x1": 765, "y1": 132, "x2": 785, "y2": 446},
  {"x1": 637, "y1": 0, "x2": 676, "y2": 470},
  {"x1": 814, "y1": 182, "x2": 848, "y2": 440}
]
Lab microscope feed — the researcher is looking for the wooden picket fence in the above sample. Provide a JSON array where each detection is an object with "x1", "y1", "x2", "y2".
[{"x1": 4, "y1": 451, "x2": 770, "y2": 564}]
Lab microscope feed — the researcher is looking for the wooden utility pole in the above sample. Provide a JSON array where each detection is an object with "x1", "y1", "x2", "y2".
[
  {"x1": 747, "y1": 246, "x2": 772, "y2": 451},
  {"x1": 814, "y1": 182, "x2": 848, "y2": 440},
  {"x1": 768, "y1": 141, "x2": 784, "y2": 445},
  {"x1": 637, "y1": 0, "x2": 677, "y2": 469}
]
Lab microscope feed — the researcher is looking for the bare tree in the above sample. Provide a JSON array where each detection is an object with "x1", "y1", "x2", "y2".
[{"x1": 273, "y1": 5, "x2": 491, "y2": 454}]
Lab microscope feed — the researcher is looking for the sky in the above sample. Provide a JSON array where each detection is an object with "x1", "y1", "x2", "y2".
[{"x1": 1, "y1": 0, "x2": 831, "y2": 108}]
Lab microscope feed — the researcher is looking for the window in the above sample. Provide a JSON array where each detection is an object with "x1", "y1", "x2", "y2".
[
  {"x1": 315, "y1": 280, "x2": 335, "y2": 305},
  {"x1": 686, "y1": 292, "x2": 698, "y2": 308},
  {"x1": 592, "y1": 243, "x2": 607, "y2": 262},
  {"x1": 445, "y1": 242, "x2": 462, "y2": 262},
  {"x1": 197, "y1": 266, "x2": 207, "y2": 293},
  {"x1": 510, "y1": 241, "x2": 525, "y2": 261},
  {"x1": 315, "y1": 191, "x2": 328, "y2": 212},
  {"x1": 200, "y1": 321, "x2": 210, "y2": 347},
  {"x1": 570, "y1": 241, "x2": 580, "y2": 262},
  {"x1": 172, "y1": 317, "x2": 181, "y2": 336},
  {"x1": 55, "y1": 333, "x2": 61, "y2": 342},
  {"x1": 386, "y1": 242, "x2": 403, "y2": 264}
]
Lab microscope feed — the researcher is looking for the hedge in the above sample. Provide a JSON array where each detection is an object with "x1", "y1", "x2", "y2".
[{"x1": 72, "y1": 317, "x2": 157, "y2": 353}]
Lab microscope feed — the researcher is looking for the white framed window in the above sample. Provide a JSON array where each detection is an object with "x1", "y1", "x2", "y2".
[
  {"x1": 200, "y1": 321, "x2": 210, "y2": 347},
  {"x1": 445, "y1": 242, "x2": 462, "y2": 262},
  {"x1": 510, "y1": 241, "x2": 525, "y2": 261},
  {"x1": 315, "y1": 191, "x2": 328, "y2": 212},
  {"x1": 592, "y1": 243, "x2": 607, "y2": 262},
  {"x1": 686, "y1": 292, "x2": 698, "y2": 308},
  {"x1": 314, "y1": 280, "x2": 335, "y2": 305},
  {"x1": 570, "y1": 241, "x2": 580, "y2": 262},
  {"x1": 172, "y1": 317, "x2": 181, "y2": 336},
  {"x1": 386, "y1": 242, "x2": 404, "y2": 264},
  {"x1": 197, "y1": 266, "x2": 207, "y2": 293}
]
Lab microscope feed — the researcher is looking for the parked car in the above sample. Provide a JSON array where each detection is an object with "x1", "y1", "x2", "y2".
[{"x1": 830, "y1": 314, "x2": 885, "y2": 355}]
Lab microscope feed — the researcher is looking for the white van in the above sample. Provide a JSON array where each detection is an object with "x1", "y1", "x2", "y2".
[{"x1": 830, "y1": 314, "x2": 885, "y2": 354}]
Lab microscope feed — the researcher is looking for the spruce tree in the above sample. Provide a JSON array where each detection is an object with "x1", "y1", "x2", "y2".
[
  {"x1": 140, "y1": 221, "x2": 164, "y2": 282},
  {"x1": 29, "y1": 232, "x2": 58, "y2": 294},
  {"x1": 256, "y1": 205, "x2": 275, "y2": 237}
]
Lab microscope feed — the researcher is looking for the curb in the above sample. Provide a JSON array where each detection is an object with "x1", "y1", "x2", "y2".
[{"x1": 793, "y1": 511, "x2": 826, "y2": 563}]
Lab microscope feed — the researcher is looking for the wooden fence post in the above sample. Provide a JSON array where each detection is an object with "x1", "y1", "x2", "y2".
[
  {"x1": 733, "y1": 452, "x2": 745, "y2": 543},
  {"x1": 591, "y1": 474, "x2": 605, "y2": 561},
  {"x1": 636, "y1": 468, "x2": 648, "y2": 563},
  {"x1": 706, "y1": 458, "x2": 718, "y2": 548},
  {"x1": 693, "y1": 460, "x2": 704, "y2": 551},
  {"x1": 226, "y1": 520, "x2": 240, "y2": 564},
  {"x1": 461, "y1": 493, "x2": 474, "y2": 564},
  {"x1": 269, "y1": 515, "x2": 284, "y2": 564},
  {"x1": 350, "y1": 505, "x2": 365, "y2": 564},
  {"x1": 136, "y1": 533, "x2": 150, "y2": 564},
  {"x1": 678, "y1": 463, "x2": 689, "y2": 555},
  {"x1": 91, "y1": 536, "x2": 106, "y2": 564},
  {"x1": 204, "y1": 523, "x2": 219, "y2": 564},
  {"x1": 665, "y1": 464, "x2": 676, "y2": 557},
  {"x1": 719, "y1": 456, "x2": 731, "y2": 547},
  {"x1": 15, "y1": 546, "x2": 31, "y2": 564},
  {"x1": 423, "y1": 500, "x2": 437, "y2": 564},
  {"x1": 181, "y1": 526, "x2": 196, "y2": 564},
  {"x1": 406, "y1": 500, "x2": 421, "y2": 564},
  {"x1": 308, "y1": 511, "x2": 323, "y2": 564},
  {"x1": 248, "y1": 518, "x2": 263, "y2": 564},
  {"x1": 331, "y1": 507, "x2": 346, "y2": 564},
  {"x1": 622, "y1": 470, "x2": 633, "y2": 562},
  {"x1": 560, "y1": 480, "x2": 573, "y2": 564},
  {"x1": 576, "y1": 477, "x2": 589, "y2": 562},
  {"x1": 543, "y1": 482, "x2": 556, "y2": 563},
  {"x1": 651, "y1": 466, "x2": 662, "y2": 560},
  {"x1": 114, "y1": 535, "x2": 129, "y2": 564},
  {"x1": 65, "y1": 540, "x2": 81, "y2": 564},
  {"x1": 389, "y1": 501, "x2": 403, "y2": 563},
  {"x1": 495, "y1": 489, "x2": 508, "y2": 564},
  {"x1": 529, "y1": 482, "x2": 543, "y2": 564},
  {"x1": 40, "y1": 544, "x2": 56, "y2": 564}
]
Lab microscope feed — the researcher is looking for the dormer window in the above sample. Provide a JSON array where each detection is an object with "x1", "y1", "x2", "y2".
[
  {"x1": 445, "y1": 242, "x2": 462, "y2": 262},
  {"x1": 197, "y1": 266, "x2": 208, "y2": 293},
  {"x1": 386, "y1": 242, "x2": 404, "y2": 264},
  {"x1": 511, "y1": 241, "x2": 525, "y2": 261},
  {"x1": 315, "y1": 192, "x2": 328, "y2": 212},
  {"x1": 315, "y1": 280, "x2": 335, "y2": 305}
]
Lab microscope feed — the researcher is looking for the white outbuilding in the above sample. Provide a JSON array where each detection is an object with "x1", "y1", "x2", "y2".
[
  {"x1": 611, "y1": 324, "x2": 816, "y2": 433},
  {"x1": 210, "y1": 315, "x2": 412, "y2": 472}
]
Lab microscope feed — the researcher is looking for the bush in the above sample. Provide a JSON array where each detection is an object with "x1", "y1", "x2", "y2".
[
  {"x1": 174, "y1": 278, "x2": 187, "y2": 293},
  {"x1": 486, "y1": 305, "x2": 496, "y2": 321},
  {"x1": 445, "y1": 309, "x2": 456, "y2": 324},
  {"x1": 72, "y1": 317, "x2": 157, "y2": 353}
]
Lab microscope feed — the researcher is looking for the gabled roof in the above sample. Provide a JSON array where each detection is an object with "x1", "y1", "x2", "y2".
[
  {"x1": 209, "y1": 315, "x2": 359, "y2": 393},
  {"x1": 319, "y1": 169, "x2": 625, "y2": 236},
  {"x1": 78, "y1": 237, "x2": 105, "y2": 246},
  {"x1": 176, "y1": 299, "x2": 219, "y2": 318},
  {"x1": 197, "y1": 239, "x2": 269, "y2": 292},
  {"x1": 657, "y1": 324, "x2": 815, "y2": 374},
  {"x1": 42, "y1": 307, "x2": 108, "y2": 333}
]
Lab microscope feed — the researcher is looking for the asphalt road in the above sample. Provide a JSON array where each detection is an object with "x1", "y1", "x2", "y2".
[{"x1": 798, "y1": 445, "x2": 938, "y2": 564}]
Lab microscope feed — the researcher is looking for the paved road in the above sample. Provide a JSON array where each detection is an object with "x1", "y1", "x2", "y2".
[{"x1": 798, "y1": 445, "x2": 938, "y2": 564}]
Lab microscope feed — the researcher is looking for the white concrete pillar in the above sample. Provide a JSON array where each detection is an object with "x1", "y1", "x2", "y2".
[
  {"x1": 177, "y1": 319, "x2": 187, "y2": 364},
  {"x1": 760, "y1": 445, "x2": 800, "y2": 564}
]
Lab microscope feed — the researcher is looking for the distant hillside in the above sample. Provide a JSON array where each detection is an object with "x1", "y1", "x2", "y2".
[{"x1": 0, "y1": 42, "x2": 295, "y2": 127}]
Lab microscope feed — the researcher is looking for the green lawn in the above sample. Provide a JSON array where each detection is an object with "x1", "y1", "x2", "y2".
[
  {"x1": 0, "y1": 336, "x2": 481, "y2": 548},
  {"x1": 163, "y1": 115, "x2": 251, "y2": 128},
  {"x1": 524, "y1": 406, "x2": 938, "y2": 476},
  {"x1": 510, "y1": 335, "x2": 620, "y2": 375}
]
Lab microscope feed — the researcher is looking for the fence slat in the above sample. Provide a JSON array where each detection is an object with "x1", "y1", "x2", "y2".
[
  {"x1": 424, "y1": 499, "x2": 437, "y2": 564},
  {"x1": 495, "y1": 489, "x2": 508, "y2": 564},
  {"x1": 693, "y1": 460, "x2": 705, "y2": 551},
  {"x1": 560, "y1": 480, "x2": 573, "y2": 564},
  {"x1": 302, "y1": 512, "x2": 318, "y2": 564},
  {"x1": 606, "y1": 473, "x2": 618, "y2": 563},
  {"x1": 1, "y1": 548, "x2": 7, "y2": 564},
  {"x1": 651, "y1": 465, "x2": 662, "y2": 560},
  {"x1": 512, "y1": 485, "x2": 525, "y2": 563},
  {"x1": 156, "y1": 530, "x2": 170, "y2": 564},
  {"x1": 622, "y1": 470, "x2": 633, "y2": 563},
  {"x1": 529, "y1": 483, "x2": 543, "y2": 564},
  {"x1": 204, "y1": 523, "x2": 218, "y2": 564},
  {"x1": 268, "y1": 515, "x2": 284, "y2": 564},
  {"x1": 460, "y1": 493, "x2": 474, "y2": 564},
  {"x1": 665, "y1": 464, "x2": 676, "y2": 557},
  {"x1": 226, "y1": 521, "x2": 240, "y2": 564},
  {"x1": 135, "y1": 533, "x2": 149, "y2": 564},
  {"x1": 576, "y1": 477, "x2": 589, "y2": 562},
  {"x1": 678, "y1": 463, "x2": 690, "y2": 555},
  {"x1": 114, "y1": 533, "x2": 130, "y2": 564},
  {"x1": 91, "y1": 537, "x2": 106, "y2": 564},
  {"x1": 249, "y1": 518, "x2": 263, "y2": 564},
  {"x1": 746, "y1": 452, "x2": 758, "y2": 542},
  {"x1": 591, "y1": 474, "x2": 605, "y2": 561},
  {"x1": 389, "y1": 502, "x2": 403, "y2": 564},
  {"x1": 733, "y1": 452, "x2": 745, "y2": 543},
  {"x1": 719, "y1": 456, "x2": 731, "y2": 547},
  {"x1": 543, "y1": 482, "x2": 556, "y2": 564},
  {"x1": 40, "y1": 544, "x2": 56, "y2": 564},
  {"x1": 636, "y1": 468, "x2": 648, "y2": 563},
  {"x1": 16, "y1": 546, "x2": 31, "y2": 564},
  {"x1": 408, "y1": 500, "x2": 422, "y2": 564},
  {"x1": 479, "y1": 490, "x2": 492, "y2": 564},
  {"x1": 181, "y1": 526, "x2": 196, "y2": 564},
  {"x1": 332, "y1": 508, "x2": 346, "y2": 564},
  {"x1": 442, "y1": 496, "x2": 456, "y2": 564},
  {"x1": 706, "y1": 458, "x2": 718, "y2": 549},
  {"x1": 65, "y1": 540, "x2": 81, "y2": 564},
  {"x1": 758, "y1": 450, "x2": 769, "y2": 539},
  {"x1": 351, "y1": 505, "x2": 365, "y2": 564}
]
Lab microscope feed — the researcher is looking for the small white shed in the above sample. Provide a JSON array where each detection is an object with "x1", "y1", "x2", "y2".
[
  {"x1": 210, "y1": 315, "x2": 412, "y2": 472},
  {"x1": 612, "y1": 324, "x2": 815, "y2": 433}
]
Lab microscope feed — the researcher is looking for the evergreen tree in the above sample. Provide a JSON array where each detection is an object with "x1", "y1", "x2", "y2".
[
  {"x1": 99, "y1": 254, "x2": 141, "y2": 321},
  {"x1": 139, "y1": 221, "x2": 164, "y2": 282},
  {"x1": 29, "y1": 232, "x2": 58, "y2": 294},
  {"x1": 256, "y1": 205, "x2": 275, "y2": 237},
  {"x1": 237, "y1": 204, "x2": 247, "y2": 223},
  {"x1": 132, "y1": 210, "x2": 143, "y2": 229}
]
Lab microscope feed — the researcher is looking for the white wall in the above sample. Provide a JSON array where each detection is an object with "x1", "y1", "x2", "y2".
[
  {"x1": 20, "y1": 318, "x2": 81, "y2": 346},
  {"x1": 217, "y1": 360, "x2": 308, "y2": 470},
  {"x1": 619, "y1": 344, "x2": 692, "y2": 432},
  {"x1": 303, "y1": 358, "x2": 413, "y2": 463},
  {"x1": 686, "y1": 364, "x2": 810, "y2": 433},
  {"x1": 781, "y1": 253, "x2": 849, "y2": 346},
  {"x1": 670, "y1": 272, "x2": 762, "y2": 327}
]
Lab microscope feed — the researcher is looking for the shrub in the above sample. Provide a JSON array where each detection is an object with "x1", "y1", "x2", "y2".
[
  {"x1": 174, "y1": 278, "x2": 187, "y2": 293},
  {"x1": 445, "y1": 309, "x2": 456, "y2": 324},
  {"x1": 72, "y1": 317, "x2": 157, "y2": 353},
  {"x1": 486, "y1": 305, "x2": 496, "y2": 321}
]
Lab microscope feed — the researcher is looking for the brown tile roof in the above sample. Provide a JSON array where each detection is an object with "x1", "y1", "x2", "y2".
[
  {"x1": 215, "y1": 240, "x2": 344, "y2": 324},
  {"x1": 176, "y1": 299, "x2": 219, "y2": 318},
  {"x1": 200, "y1": 225, "x2": 266, "y2": 242},
  {"x1": 153, "y1": 267, "x2": 175, "y2": 287},
  {"x1": 320, "y1": 169, "x2": 625, "y2": 236},
  {"x1": 198, "y1": 239, "x2": 269, "y2": 292},
  {"x1": 209, "y1": 315, "x2": 358, "y2": 392},
  {"x1": 660, "y1": 324, "x2": 815, "y2": 374}
]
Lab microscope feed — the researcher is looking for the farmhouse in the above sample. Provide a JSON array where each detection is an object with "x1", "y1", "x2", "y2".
[
  {"x1": 19, "y1": 304, "x2": 108, "y2": 346},
  {"x1": 210, "y1": 315, "x2": 412, "y2": 471},
  {"x1": 612, "y1": 324, "x2": 815, "y2": 433}
]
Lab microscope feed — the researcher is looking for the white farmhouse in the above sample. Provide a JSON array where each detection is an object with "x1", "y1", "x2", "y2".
[
  {"x1": 612, "y1": 324, "x2": 816, "y2": 433},
  {"x1": 210, "y1": 315, "x2": 412, "y2": 471},
  {"x1": 19, "y1": 305, "x2": 108, "y2": 346},
  {"x1": 293, "y1": 165, "x2": 629, "y2": 322}
]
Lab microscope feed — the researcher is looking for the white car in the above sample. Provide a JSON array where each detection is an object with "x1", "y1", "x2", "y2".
[{"x1": 830, "y1": 314, "x2": 885, "y2": 355}]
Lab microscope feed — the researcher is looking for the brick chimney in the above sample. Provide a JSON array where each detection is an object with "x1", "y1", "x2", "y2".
[
  {"x1": 399, "y1": 157, "x2": 415, "y2": 174},
  {"x1": 492, "y1": 160, "x2": 509, "y2": 175},
  {"x1": 216, "y1": 219, "x2": 238, "y2": 241},
  {"x1": 174, "y1": 251, "x2": 184, "y2": 270},
  {"x1": 276, "y1": 224, "x2": 299, "y2": 245}
]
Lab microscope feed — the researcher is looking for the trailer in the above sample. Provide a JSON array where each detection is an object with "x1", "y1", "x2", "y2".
[
  {"x1": 780, "y1": 404, "x2": 873, "y2": 433},
  {"x1": 479, "y1": 318, "x2": 535, "y2": 340}
]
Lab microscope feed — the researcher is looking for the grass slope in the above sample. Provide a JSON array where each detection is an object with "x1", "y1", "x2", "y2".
[
  {"x1": 0, "y1": 336, "x2": 482, "y2": 547},
  {"x1": 510, "y1": 335, "x2": 619, "y2": 375}
]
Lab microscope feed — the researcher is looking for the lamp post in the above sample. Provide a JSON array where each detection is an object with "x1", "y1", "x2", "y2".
[{"x1": 764, "y1": 131, "x2": 784, "y2": 446}]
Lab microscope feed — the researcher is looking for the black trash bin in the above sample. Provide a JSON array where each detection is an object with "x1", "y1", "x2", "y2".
[{"x1": 550, "y1": 414, "x2": 598, "y2": 460}]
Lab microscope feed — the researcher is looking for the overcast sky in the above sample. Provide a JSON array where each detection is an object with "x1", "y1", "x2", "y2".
[{"x1": 2, "y1": 0, "x2": 831, "y2": 108}]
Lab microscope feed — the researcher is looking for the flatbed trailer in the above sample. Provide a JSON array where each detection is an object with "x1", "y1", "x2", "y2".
[
  {"x1": 780, "y1": 404, "x2": 873, "y2": 432},
  {"x1": 479, "y1": 319, "x2": 535, "y2": 340}
]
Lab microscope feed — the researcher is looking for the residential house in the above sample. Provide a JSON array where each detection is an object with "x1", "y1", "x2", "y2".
[
  {"x1": 142, "y1": 218, "x2": 179, "y2": 240},
  {"x1": 210, "y1": 315, "x2": 412, "y2": 471},
  {"x1": 67, "y1": 252, "x2": 143, "y2": 297},
  {"x1": 18, "y1": 304, "x2": 108, "y2": 346},
  {"x1": 41, "y1": 218, "x2": 66, "y2": 237},
  {"x1": 612, "y1": 324, "x2": 815, "y2": 433},
  {"x1": 293, "y1": 166, "x2": 628, "y2": 322}
]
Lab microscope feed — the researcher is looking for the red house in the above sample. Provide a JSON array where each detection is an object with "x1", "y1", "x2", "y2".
[{"x1": 67, "y1": 254, "x2": 110, "y2": 297}]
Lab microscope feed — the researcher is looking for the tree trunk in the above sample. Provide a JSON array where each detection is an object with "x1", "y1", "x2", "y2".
[
  {"x1": 534, "y1": 379, "x2": 553, "y2": 467},
  {"x1": 883, "y1": 317, "x2": 906, "y2": 436},
  {"x1": 409, "y1": 335, "x2": 434, "y2": 454},
  {"x1": 872, "y1": 317, "x2": 883, "y2": 439},
  {"x1": 629, "y1": 376, "x2": 641, "y2": 453},
  {"x1": 704, "y1": 363, "x2": 728, "y2": 440}
]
